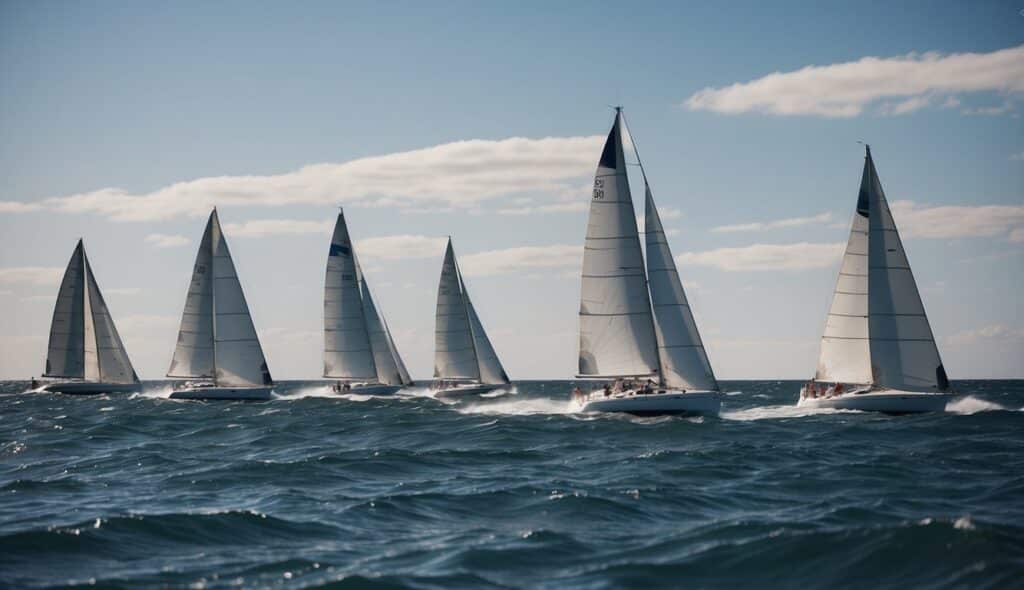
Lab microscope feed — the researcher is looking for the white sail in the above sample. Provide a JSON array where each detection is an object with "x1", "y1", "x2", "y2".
[
  {"x1": 323, "y1": 212, "x2": 377, "y2": 380},
  {"x1": 464, "y1": 289, "x2": 509, "y2": 385},
  {"x1": 644, "y1": 186, "x2": 718, "y2": 391},
  {"x1": 815, "y1": 147, "x2": 949, "y2": 392},
  {"x1": 169, "y1": 210, "x2": 272, "y2": 387},
  {"x1": 864, "y1": 148, "x2": 949, "y2": 391},
  {"x1": 355, "y1": 254, "x2": 410, "y2": 385},
  {"x1": 434, "y1": 239, "x2": 481, "y2": 380},
  {"x1": 83, "y1": 256, "x2": 138, "y2": 383},
  {"x1": 578, "y1": 110, "x2": 660, "y2": 378},
  {"x1": 386, "y1": 317, "x2": 413, "y2": 385},
  {"x1": 815, "y1": 157, "x2": 873, "y2": 385}
]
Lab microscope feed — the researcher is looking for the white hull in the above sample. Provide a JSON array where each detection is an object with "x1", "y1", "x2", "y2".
[
  {"x1": 170, "y1": 386, "x2": 273, "y2": 401},
  {"x1": 35, "y1": 381, "x2": 140, "y2": 395},
  {"x1": 576, "y1": 389, "x2": 722, "y2": 416},
  {"x1": 330, "y1": 383, "x2": 403, "y2": 396},
  {"x1": 797, "y1": 389, "x2": 951, "y2": 413},
  {"x1": 433, "y1": 383, "x2": 504, "y2": 398}
]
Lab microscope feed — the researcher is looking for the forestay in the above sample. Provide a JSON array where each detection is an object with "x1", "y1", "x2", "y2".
[
  {"x1": 577, "y1": 110, "x2": 660, "y2": 378},
  {"x1": 324, "y1": 212, "x2": 377, "y2": 380}
]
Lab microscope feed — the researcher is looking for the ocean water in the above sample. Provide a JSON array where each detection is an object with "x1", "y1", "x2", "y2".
[{"x1": 1, "y1": 380, "x2": 1022, "y2": 589}]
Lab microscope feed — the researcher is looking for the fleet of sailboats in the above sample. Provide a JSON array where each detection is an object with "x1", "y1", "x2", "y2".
[
  {"x1": 34, "y1": 240, "x2": 140, "y2": 394},
  {"x1": 24, "y1": 114, "x2": 959, "y2": 415},
  {"x1": 166, "y1": 209, "x2": 275, "y2": 400},
  {"x1": 432, "y1": 238, "x2": 511, "y2": 397},
  {"x1": 324, "y1": 210, "x2": 413, "y2": 395},
  {"x1": 573, "y1": 108, "x2": 722, "y2": 416},
  {"x1": 798, "y1": 146, "x2": 953, "y2": 413}
]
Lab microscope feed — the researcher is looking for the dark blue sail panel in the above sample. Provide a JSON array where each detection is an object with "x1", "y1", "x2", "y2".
[
  {"x1": 329, "y1": 244, "x2": 351, "y2": 257},
  {"x1": 599, "y1": 124, "x2": 618, "y2": 169}
]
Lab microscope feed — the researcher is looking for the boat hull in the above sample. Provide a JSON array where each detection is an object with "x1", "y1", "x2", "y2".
[
  {"x1": 433, "y1": 383, "x2": 504, "y2": 398},
  {"x1": 797, "y1": 390, "x2": 951, "y2": 414},
  {"x1": 35, "y1": 381, "x2": 140, "y2": 395},
  {"x1": 330, "y1": 383, "x2": 403, "y2": 396},
  {"x1": 169, "y1": 386, "x2": 274, "y2": 401},
  {"x1": 578, "y1": 390, "x2": 722, "y2": 416}
]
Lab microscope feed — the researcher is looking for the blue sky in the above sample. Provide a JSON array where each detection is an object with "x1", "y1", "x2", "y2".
[{"x1": 1, "y1": 0, "x2": 1022, "y2": 380}]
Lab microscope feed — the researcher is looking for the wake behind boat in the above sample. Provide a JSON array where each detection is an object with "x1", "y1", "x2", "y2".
[
  {"x1": 432, "y1": 238, "x2": 511, "y2": 398},
  {"x1": 324, "y1": 209, "x2": 413, "y2": 396},
  {"x1": 166, "y1": 209, "x2": 274, "y2": 401},
  {"x1": 33, "y1": 239, "x2": 140, "y2": 395},
  {"x1": 798, "y1": 146, "x2": 953, "y2": 414},
  {"x1": 572, "y1": 109, "x2": 722, "y2": 416}
]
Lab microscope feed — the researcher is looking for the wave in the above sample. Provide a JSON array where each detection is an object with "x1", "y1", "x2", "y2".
[
  {"x1": 946, "y1": 395, "x2": 1014, "y2": 414},
  {"x1": 722, "y1": 404, "x2": 860, "y2": 421}
]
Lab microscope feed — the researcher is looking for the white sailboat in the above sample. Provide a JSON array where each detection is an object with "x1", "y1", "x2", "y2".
[
  {"x1": 324, "y1": 210, "x2": 413, "y2": 395},
  {"x1": 798, "y1": 146, "x2": 953, "y2": 413},
  {"x1": 433, "y1": 238, "x2": 511, "y2": 397},
  {"x1": 572, "y1": 109, "x2": 722, "y2": 416},
  {"x1": 167, "y1": 209, "x2": 274, "y2": 400},
  {"x1": 33, "y1": 239, "x2": 140, "y2": 394}
]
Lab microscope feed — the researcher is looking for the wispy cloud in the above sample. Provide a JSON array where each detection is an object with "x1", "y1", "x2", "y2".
[
  {"x1": 144, "y1": 234, "x2": 190, "y2": 248},
  {"x1": 684, "y1": 44, "x2": 1024, "y2": 118},
  {"x1": 0, "y1": 201, "x2": 43, "y2": 213},
  {"x1": 961, "y1": 101, "x2": 1016, "y2": 116},
  {"x1": 105, "y1": 287, "x2": 144, "y2": 296},
  {"x1": 711, "y1": 211, "x2": 833, "y2": 233},
  {"x1": 4, "y1": 135, "x2": 603, "y2": 222},
  {"x1": 0, "y1": 267, "x2": 64, "y2": 286},
  {"x1": 1010, "y1": 152, "x2": 1024, "y2": 161},
  {"x1": 354, "y1": 235, "x2": 448, "y2": 260},
  {"x1": 459, "y1": 244, "x2": 582, "y2": 277},
  {"x1": 889, "y1": 201, "x2": 1024, "y2": 240},
  {"x1": 943, "y1": 324, "x2": 1024, "y2": 347},
  {"x1": 223, "y1": 219, "x2": 333, "y2": 238},
  {"x1": 676, "y1": 242, "x2": 844, "y2": 271},
  {"x1": 497, "y1": 201, "x2": 588, "y2": 215}
]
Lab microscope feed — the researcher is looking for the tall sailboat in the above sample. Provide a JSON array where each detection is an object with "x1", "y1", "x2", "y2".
[
  {"x1": 432, "y1": 238, "x2": 511, "y2": 397},
  {"x1": 324, "y1": 210, "x2": 413, "y2": 395},
  {"x1": 33, "y1": 239, "x2": 140, "y2": 394},
  {"x1": 572, "y1": 109, "x2": 721, "y2": 416},
  {"x1": 167, "y1": 209, "x2": 274, "y2": 400},
  {"x1": 798, "y1": 146, "x2": 952, "y2": 413}
]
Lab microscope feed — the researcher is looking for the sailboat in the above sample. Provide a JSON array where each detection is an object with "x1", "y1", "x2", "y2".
[
  {"x1": 324, "y1": 209, "x2": 413, "y2": 395},
  {"x1": 167, "y1": 209, "x2": 274, "y2": 400},
  {"x1": 572, "y1": 108, "x2": 722, "y2": 416},
  {"x1": 432, "y1": 238, "x2": 511, "y2": 397},
  {"x1": 798, "y1": 146, "x2": 953, "y2": 413},
  {"x1": 33, "y1": 239, "x2": 141, "y2": 394}
]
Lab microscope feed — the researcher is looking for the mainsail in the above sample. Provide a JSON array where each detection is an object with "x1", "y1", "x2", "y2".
[
  {"x1": 323, "y1": 212, "x2": 377, "y2": 380},
  {"x1": 44, "y1": 240, "x2": 138, "y2": 384},
  {"x1": 815, "y1": 147, "x2": 948, "y2": 391},
  {"x1": 434, "y1": 239, "x2": 481, "y2": 380},
  {"x1": 577, "y1": 109, "x2": 660, "y2": 378},
  {"x1": 644, "y1": 186, "x2": 719, "y2": 391},
  {"x1": 168, "y1": 210, "x2": 272, "y2": 387}
]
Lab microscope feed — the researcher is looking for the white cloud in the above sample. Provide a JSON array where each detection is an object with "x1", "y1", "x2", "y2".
[
  {"x1": 11, "y1": 135, "x2": 603, "y2": 222},
  {"x1": 116, "y1": 314, "x2": 179, "y2": 333},
  {"x1": 0, "y1": 290, "x2": 12, "y2": 296},
  {"x1": 497, "y1": 201, "x2": 588, "y2": 215},
  {"x1": 0, "y1": 201, "x2": 43, "y2": 213},
  {"x1": 889, "y1": 201, "x2": 1024, "y2": 240},
  {"x1": 711, "y1": 211, "x2": 833, "y2": 233},
  {"x1": 0, "y1": 267, "x2": 63, "y2": 286},
  {"x1": 222, "y1": 219, "x2": 333, "y2": 238},
  {"x1": 684, "y1": 44, "x2": 1024, "y2": 117},
  {"x1": 676, "y1": 242, "x2": 844, "y2": 272},
  {"x1": 961, "y1": 101, "x2": 1016, "y2": 116},
  {"x1": 1009, "y1": 152, "x2": 1024, "y2": 161},
  {"x1": 1009, "y1": 228, "x2": 1024, "y2": 243},
  {"x1": 145, "y1": 234, "x2": 190, "y2": 248},
  {"x1": 354, "y1": 235, "x2": 448, "y2": 260},
  {"x1": 944, "y1": 324, "x2": 1024, "y2": 347},
  {"x1": 459, "y1": 244, "x2": 582, "y2": 277},
  {"x1": 104, "y1": 287, "x2": 143, "y2": 296}
]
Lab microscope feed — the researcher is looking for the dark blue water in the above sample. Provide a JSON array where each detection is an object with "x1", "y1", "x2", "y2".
[{"x1": 1, "y1": 380, "x2": 1022, "y2": 589}]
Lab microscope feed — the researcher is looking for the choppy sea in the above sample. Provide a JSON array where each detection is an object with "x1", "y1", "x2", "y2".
[{"x1": 1, "y1": 380, "x2": 1022, "y2": 589}]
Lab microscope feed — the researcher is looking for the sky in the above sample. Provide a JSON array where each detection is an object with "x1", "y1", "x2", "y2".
[{"x1": 1, "y1": 0, "x2": 1022, "y2": 380}]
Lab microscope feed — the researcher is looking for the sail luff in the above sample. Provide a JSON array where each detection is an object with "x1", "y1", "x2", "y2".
[
  {"x1": 44, "y1": 241, "x2": 88, "y2": 379},
  {"x1": 323, "y1": 211, "x2": 377, "y2": 380},
  {"x1": 644, "y1": 185, "x2": 719, "y2": 391},
  {"x1": 434, "y1": 239, "x2": 481, "y2": 380},
  {"x1": 864, "y1": 147, "x2": 949, "y2": 392},
  {"x1": 577, "y1": 110, "x2": 660, "y2": 378}
]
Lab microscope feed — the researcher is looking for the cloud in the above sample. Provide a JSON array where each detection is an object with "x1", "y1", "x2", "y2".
[
  {"x1": 684, "y1": 44, "x2": 1024, "y2": 117},
  {"x1": 1009, "y1": 228, "x2": 1024, "y2": 243},
  {"x1": 145, "y1": 234, "x2": 190, "y2": 248},
  {"x1": 459, "y1": 244, "x2": 582, "y2": 277},
  {"x1": 0, "y1": 201, "x2": 43, "y2": 213},
  {"x1": 497, "y1": 201, "x2": 588, "y2": 215},
  {"x1": 21, "y1": 294, "x2": 54, "y2": 303},
  {"x1": 944, "y1": 324, "x2": 1024, "y2": 347},
  {"x1": 103, "y1": 287, "x2": 143, "y2": 296},
  {"x1": 1010, "y1": 152, "x2": 1024, "y2": 161},
  {"x1": 0, "y1": 267, "x2": 64, "y2": 286},
  {"x1": 222, "y1": 219, "x2": 333, "y2": 238},
  {"x1": 961, "y1": 101, "x2": 1016, "y2": 116},
  {"x1": 116, "y1": 314, "x2": 179, "y2": 333},
  {"x1": 354, "y1": 235, "x2": 448, "y2": 260},
  {"x1": 676, "y1": 242, "x2": 844, "y2": 271},
  {"x1": 888, "y1": 201, "x2": 1024, "y2": 240},
  {"x1": 8, "y1": 135, "x2": 603, "y2": 222},
  {"x1": 711, "y1": 211, "x2": 833, "y2": 233}
]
